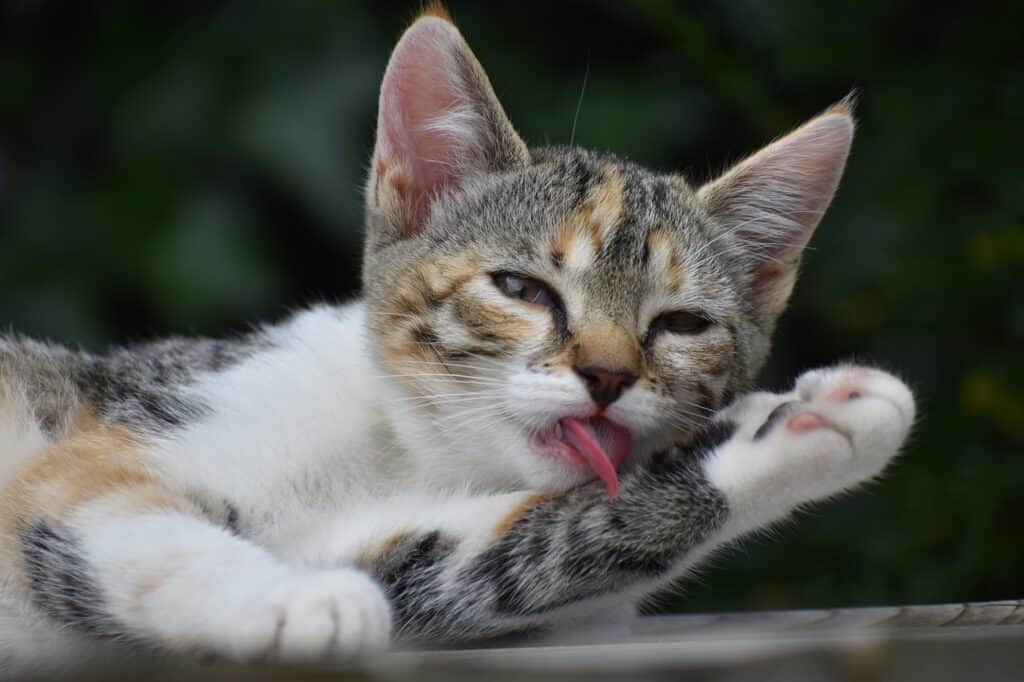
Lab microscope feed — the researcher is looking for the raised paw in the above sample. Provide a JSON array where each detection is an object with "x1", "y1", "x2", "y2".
[
  {"x1": 223, "y1": 568, "x2": 392, "y2": 664},
  {"x1": 705, "y1": 365, "x2": 915, "y2": 522}
]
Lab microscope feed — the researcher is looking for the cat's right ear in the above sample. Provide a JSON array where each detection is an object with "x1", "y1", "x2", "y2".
[
  {"x1": 697, "y1": 103, "x2": 854, "y2": 319},
  {"x1": 367, "y1": 7, "x2": 530, "y2": 242}
]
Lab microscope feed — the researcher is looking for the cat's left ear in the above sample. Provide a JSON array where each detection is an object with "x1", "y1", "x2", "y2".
[
  {"x1": 697, "y1": 102, "x2": 854, "y2": 317},
  {"x1": 368, "y1": 7, "x2": 530, "y2": 242}
]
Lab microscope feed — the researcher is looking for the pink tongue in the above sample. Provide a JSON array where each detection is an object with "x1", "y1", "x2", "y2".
[{"x1": 562, "y1": 417, "x2": 631, "y2": 498}]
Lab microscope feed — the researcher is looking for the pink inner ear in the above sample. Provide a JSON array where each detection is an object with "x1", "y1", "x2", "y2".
[
  {"x1": 376, "y1": 18, "x2": 471, "y2": 233},
  {"x1": 754, "y1": 261, "x2": 782, "y2": 287}
]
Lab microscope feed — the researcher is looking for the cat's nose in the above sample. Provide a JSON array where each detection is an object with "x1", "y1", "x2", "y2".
[{"x1": 573, "y1": 365, "x2": 637, "y2": 408}]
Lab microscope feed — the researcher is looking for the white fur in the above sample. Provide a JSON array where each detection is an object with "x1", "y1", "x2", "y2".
[
  {"x1": 157, "y1": 304, "x2": 411, "y2": 531},
  {"x1": 593, "y1": 365, "x2": 915, "y2": 625},
  {"x1": 706, "y1": 365, "x2": 914, "y2": 534},
  {"x1": 80, "y1": 510, "x2": 390, "y2": 660}
]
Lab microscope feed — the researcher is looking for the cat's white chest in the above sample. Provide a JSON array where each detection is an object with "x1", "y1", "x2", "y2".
[{"x1": 153, "y1": 302, "x2": 407, "y2": 519}]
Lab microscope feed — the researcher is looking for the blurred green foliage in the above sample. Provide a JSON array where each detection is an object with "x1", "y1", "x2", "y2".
[{"x1": 2, "y1": 1, "x2": 1022, "y2": 613}]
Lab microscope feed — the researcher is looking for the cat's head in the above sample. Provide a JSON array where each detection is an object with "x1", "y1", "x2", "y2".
[{"x1": 361, "y1": 8, "x2": 853, "y2": 494}]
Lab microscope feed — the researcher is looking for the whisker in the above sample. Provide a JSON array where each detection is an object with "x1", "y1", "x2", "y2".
[
  {"x1": 380, "y1": 373, "x2": 509, "y2": 387},
  {"x1": 392, "y1": 356, "x2": 508, "y2": 374},
  {"x1": 388, "y1": 393, "x2": 502, "y2": 407},
  {"x1": 454, "y1": 411, "x2": 517, "y2": 434},
  {"x1": 568, "y1": 55, "x2": 590, "y2": 147},
  {"x1": 380, "y1": 369, "x2": 507, "y2": 381}
]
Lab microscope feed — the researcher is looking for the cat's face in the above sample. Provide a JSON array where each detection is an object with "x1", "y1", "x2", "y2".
[{"x1": 361, "y1": 10, "x2": 852, "y2": 494}]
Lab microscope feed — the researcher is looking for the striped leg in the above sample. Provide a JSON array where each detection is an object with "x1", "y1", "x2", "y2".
[{"x1": 302, "y1": 365, "x2": 914, "y2": 642}]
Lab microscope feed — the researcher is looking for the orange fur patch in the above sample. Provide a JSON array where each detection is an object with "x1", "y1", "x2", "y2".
[
  {"x1": 376, "y1": 254, "x2": 475, "y2": 331},
  {"x1": 493, "y1": 493, "x2": 548, "y2": 538},
  {"x1": 551, "y1": 221, "x2": 583, "y2": 266},
  {"x1": 0, "y1": 415, "x2": 196, "y2": 596},
  {"x1": 375, "y1": 254, "x2": 483, "y2": 370},
  {"x1": 387, "y1": 166, "x2": 412, "y2": 205},
  {"x1": 372, "y1": 157, "x2": 422, "y2": 236},
  {"x1": 645, "y1": 228, "x2": 684, "y2": 291},
  {"x1": 578, "y1": 203, "x2": 603, "y2": 253},
  {"x1": 589, "y1": 165, "x2": 625, "y2": 245},
  {"x1": 553, "y1": 165, "x2": 625, "y2": 268},
  {"x1": 575, "y1": 320, "x2": 642, "y2": 376},
  {"x1": 1, "y1": 416, "x2": 187, "y2": 536},
  {"x1": 417, "y1": 255, "x2": 478, "y2": 303},
  {"x1": 359, "y1": 528, "x2": 411, "y2": 566},
  {"x1": 553, "y1": 207, "x2": 601, "y2": 269}
]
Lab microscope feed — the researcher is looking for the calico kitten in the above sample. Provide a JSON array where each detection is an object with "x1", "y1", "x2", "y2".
[{"x1": 0, "y1": 6, "x2": 914, "y2": 674}]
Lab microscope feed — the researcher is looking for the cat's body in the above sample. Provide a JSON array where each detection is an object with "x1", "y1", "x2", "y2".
[{"x1": 0, "y1": 7, "x2": 915, "y2": 676}]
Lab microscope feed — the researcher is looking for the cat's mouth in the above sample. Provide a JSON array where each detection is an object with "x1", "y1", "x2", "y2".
[{"x1": 535, "y1": 416, "x2": 631, "y2": 497}]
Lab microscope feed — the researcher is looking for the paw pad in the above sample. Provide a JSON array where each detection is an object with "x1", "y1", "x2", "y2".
[
  {"x1": 787, "y1": 412, "x2": 825, "y2": 432},
  {"x1": 825, "y1": 386, "x2": 862, "y2": 402}
]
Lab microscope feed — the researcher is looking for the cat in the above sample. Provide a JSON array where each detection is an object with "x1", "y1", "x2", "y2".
[{"x1": 0, "y1": 5, "x2": 914, "y2": 675}]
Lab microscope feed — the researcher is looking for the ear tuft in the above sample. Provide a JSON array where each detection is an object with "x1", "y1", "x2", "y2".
[
  {"x1": 823, "y1": 90, "x2": 858, "y2": 118},
  {"x1": 368, "y1": 13, "x2": 529, "y2": 242},
  {"x1": 417, "y1": 1, "x2": 454, "y2": 24},
  {"x1": 698, "y1": 102, "x2": 855, "y2": 316}
]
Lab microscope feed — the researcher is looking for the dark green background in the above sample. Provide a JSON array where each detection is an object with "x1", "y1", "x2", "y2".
[{"x1": 3, "y1": 1, "x2": 1022, "y2": 613}]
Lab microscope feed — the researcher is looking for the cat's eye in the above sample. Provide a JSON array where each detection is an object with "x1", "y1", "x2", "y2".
[
  {"x1": 492, "y1": 272, "x2": 561, "y2": 311},
  {"x1": 650, "y1": 310, "x2": 712, "y2": 336}
]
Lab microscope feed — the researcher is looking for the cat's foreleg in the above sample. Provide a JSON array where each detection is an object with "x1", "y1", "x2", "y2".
[
  {"x1": 302, "y1": 365, "x2": 914, "y2": 643},
  {"x1": 2, "y1": 425, "x2": 391, "y2": 665}
]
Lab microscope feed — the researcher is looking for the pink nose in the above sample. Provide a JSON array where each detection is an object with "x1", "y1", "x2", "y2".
[{"x1": 573, "y1": 365, "x2": 637, "y2": 408}]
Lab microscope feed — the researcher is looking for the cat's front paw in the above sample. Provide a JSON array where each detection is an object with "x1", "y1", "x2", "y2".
[
  {"x1": 225, "y1": 569, "x2": 392, "y2": 664},
  {"x1": 705, "y1": 365, "x2": 915, "y2": 523}
]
